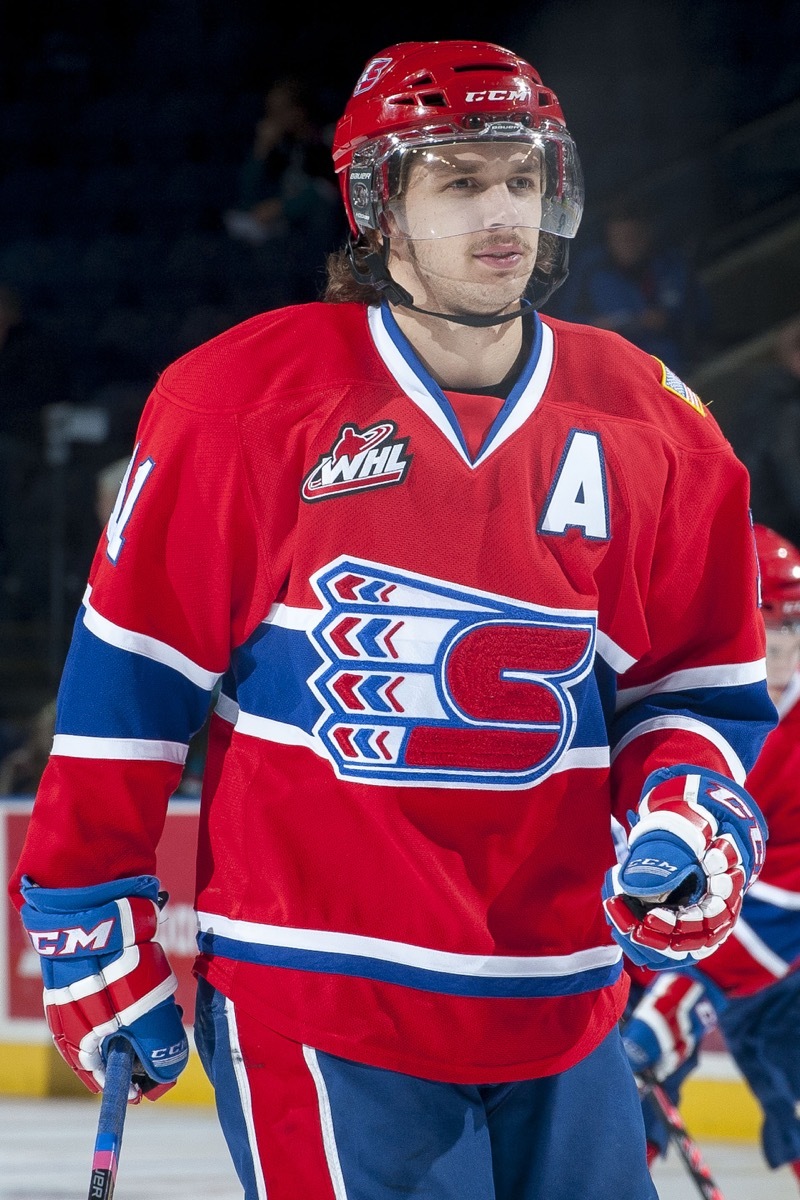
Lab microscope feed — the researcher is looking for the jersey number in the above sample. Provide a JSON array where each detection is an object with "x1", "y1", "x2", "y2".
[{"x1": 106, "y1": 445, "x2": 155, "y2": 564}]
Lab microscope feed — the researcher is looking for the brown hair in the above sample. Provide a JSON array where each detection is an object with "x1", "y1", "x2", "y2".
[{"x1": 323, "y1": 237, "x2": 384, "y2": 305}]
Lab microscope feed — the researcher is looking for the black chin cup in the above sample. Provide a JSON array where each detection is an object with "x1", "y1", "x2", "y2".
[{"x1": 346, "y1": 234, "x2": 570, "y2": 327}]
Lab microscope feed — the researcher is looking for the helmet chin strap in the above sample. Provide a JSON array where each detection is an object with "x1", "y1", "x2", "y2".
[{"x1": 347, "y1": 235, "x2": 553, "y2": 328}]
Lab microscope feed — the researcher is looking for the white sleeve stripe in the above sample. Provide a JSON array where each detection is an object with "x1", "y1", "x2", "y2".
[
  {"x1": 616, "y1": 659, "x2": 768, "y2": 711},
  {"x1": 82, "y1": 585, "x2": 221, "y2": 691},
  {"x1": 731, "y1": 918, "x2": 790, "y2": 978},
  {"x1": 52, "y1": 734, "x2": 188, "y2": 764},
  {"x1": 747, "y1": 880, "x2": 800, "y2": 909},
  {"x1": 609, "y1": 715, "x2": 747, "y2": 784},
  {"x1": 214, "y1": 692, "x2": 239, "y2": 725}
]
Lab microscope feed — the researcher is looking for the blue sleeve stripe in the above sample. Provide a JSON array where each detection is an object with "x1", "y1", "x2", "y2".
[
  {"x1": 56, "y1": 617, "x2": 214, "y2": 743},
  {"x1": 609, "y1": 681, "x2": 776, "y2": 778},
  {"x1": 83, "y1": 586, "x2": 221, "y2": 690},
  {"x1": 610, "y1": 713, "x2": 747, "y2": 782}
]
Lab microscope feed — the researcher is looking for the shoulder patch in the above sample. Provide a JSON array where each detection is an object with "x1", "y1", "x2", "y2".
[{"x1": 654, "y1": 358, "x2": 706, "y2": 417}]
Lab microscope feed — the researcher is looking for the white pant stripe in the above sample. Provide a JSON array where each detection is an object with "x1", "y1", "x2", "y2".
[
  {"x1": 303, "y1": 1045, "x2": 349, "y2": 1200},
  {"x1": 224, "y1": 997, "x2": 269, "y2": 1200}
]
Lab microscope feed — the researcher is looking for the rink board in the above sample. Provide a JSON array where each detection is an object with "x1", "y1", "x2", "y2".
[{"x1": 1, "y1": 800, "x2": 762, "y2": 1140}]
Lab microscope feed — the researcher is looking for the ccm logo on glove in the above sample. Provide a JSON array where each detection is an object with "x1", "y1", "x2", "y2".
[{"x1": 28, "y1": 920, "x2": 115, "y2": 956}]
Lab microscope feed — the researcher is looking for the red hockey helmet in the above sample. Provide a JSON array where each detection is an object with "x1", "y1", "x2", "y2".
[
  {"x1": 754, "y1": 523, "x2": 800, "y2": 627},
  {"x1": 332, "y1": 40, "x2": 583, "y2": 243}
]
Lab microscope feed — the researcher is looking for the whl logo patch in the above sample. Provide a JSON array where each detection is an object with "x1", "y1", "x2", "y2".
[{"x1": 301, "y1": 421, "x2": 412, "y2": 503}]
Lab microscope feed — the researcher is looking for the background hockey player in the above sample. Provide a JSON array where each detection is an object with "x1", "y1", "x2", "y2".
[
  {"x1": 622, "y1": 522, "x2": 800, "y2": 1190},
  {"x1": 9, "y1": 39, "x2": 776, "y2": 1200}
]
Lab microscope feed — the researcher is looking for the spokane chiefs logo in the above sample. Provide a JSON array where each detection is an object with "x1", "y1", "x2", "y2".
[
  {"x1": 301, "y1": 421, "x2": 412, "y2": 502},
  {"x1": 308, "y1": 559, "x2": 598, "y2": 788}
]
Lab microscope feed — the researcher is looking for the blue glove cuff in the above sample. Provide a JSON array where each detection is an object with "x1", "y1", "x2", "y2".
[
  {"x1": 20, "y1": 874, "x2": 159, "y2": 913},
  {"x1": 20, "y1": 875, "x2": 160, "y2": 962}
]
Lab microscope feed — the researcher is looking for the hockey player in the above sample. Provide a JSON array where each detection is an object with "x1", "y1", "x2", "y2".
[
  {"x1": 623, "y1": 523, "x2": 800, "y2": 1188},
  {"x1": 9, "y1": 40, "x2": 776, "y2": 1200}
]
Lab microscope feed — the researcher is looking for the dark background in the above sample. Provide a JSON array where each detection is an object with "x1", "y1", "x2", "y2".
[{"x1": 0, "y1": 0, "x2": 798, "y2": 727}]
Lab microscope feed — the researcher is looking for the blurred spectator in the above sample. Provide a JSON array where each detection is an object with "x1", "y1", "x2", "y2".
[
  {"x1": 223, "y1": 75, "x2": 345, "y2": 302},
  {"x1": 728, "y1": 315, "x2": 800, "y2": 548},
  {"x1": 0, "y1": 698, "x2": 56, "y2": 795},
  {"x1": 552, "y1": 208, "x2": 712, "y2": 373},
  {"x1": 0, "y1": 284, "x2": 75, "y2": 618}
]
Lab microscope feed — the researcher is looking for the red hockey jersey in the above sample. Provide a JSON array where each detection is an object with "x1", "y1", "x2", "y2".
[
  {"x1": 10, "y1": 302, "x2": 775, "y2": 1082},
  {"x1": 698, "y1": 674, "x2": 800, "y2": 998}
]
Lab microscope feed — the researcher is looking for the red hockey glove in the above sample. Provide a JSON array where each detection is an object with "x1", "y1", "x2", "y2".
[
  {"x1": 622, "y1": 971, "x2": 721, "y2": 1081},
  {"x1": 602, "y1": 765, "x2": 767, "y2": 970},
  {"x1": 19, "y1": 874, "x2": 189, "y2": 1101}
]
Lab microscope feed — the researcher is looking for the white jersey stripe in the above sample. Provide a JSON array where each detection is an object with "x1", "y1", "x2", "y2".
[
  {"x1": 232, "y1": 708, "x2": 609, "y2": 783},
  {"x1": 197, "y1": 910, "x2": 622, "y2": 980}
]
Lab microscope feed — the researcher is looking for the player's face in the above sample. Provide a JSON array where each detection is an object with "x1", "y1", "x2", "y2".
[
  {"x1": 765, "y1": 625, "x2": 800, "y2": 702},
  {"x1": 386, "y1": 141, "x2": 544, "y2": 240},
  {"x1": 385, "y1": 142, "x2": 542, "y2": 317}
]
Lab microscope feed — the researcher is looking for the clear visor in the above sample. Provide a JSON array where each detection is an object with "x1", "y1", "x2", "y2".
[{"x1": 350, "y1": 121, "x2": 583, "y2": 242}]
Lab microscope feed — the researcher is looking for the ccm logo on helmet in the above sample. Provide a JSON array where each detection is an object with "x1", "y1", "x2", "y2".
[{"x1": 465, "y1": 89, "x2": 527, "y2": 102}]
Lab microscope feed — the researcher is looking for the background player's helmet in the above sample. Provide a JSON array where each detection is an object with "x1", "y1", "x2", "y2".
[
  {"x1": 332, "y1": 41, "x2": 583, "y2": 244},
  {"x1": 754, "y1": 523, "x2": 800, "y2": 627}
]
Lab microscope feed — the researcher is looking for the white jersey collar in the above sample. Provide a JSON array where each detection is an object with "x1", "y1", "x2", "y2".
[{"x1": 367, "y1": 302, "x2": 553, "y2": 469}]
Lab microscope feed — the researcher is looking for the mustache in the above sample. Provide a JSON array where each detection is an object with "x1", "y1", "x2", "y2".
[{"x1": 471, "y1": 231, "x2": 534, "y2": 253}]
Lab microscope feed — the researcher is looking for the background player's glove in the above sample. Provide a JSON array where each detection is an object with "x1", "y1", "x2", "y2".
[
  {"x1": 602, "y1": 765, "x2": 767, "y2": 970},
  {"x1": 20, "y1": 874, "x2": 189, "y2": 1101},
  {"x1": 622, "y1": 970, "x2": 720, "y2": 1082}
]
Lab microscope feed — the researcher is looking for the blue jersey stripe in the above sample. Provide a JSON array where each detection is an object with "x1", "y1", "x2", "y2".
[
  {"x1": 234, "y1": 622, "x2": 324, "y2": 731},
  {"x1": 197, "y1": 931, "x2": 623, "y2": 998}
]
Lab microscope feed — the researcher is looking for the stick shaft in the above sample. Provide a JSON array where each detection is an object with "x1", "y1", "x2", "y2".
[
  {"x1": 644, "y1": 1075, "x2": 726, "y2": 1200},
  {"x1": 87, "y1": 1037, "x2": 135, "y2": 1200}
]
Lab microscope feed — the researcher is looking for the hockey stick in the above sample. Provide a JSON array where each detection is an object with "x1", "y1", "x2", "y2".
[
  {"x1": 639, "y1": 1071, "x2": 726, "y2": 1200},
  {"x1": 87, "y1": 1036, "x2": 136, "y2": 1200}
]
